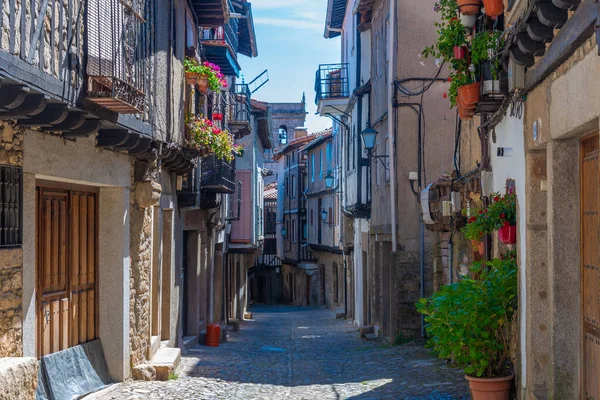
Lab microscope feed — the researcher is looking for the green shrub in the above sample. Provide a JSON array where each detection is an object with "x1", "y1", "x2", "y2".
[{"x1": 416, "y1": 256, "x2": 517, "y2": 378}]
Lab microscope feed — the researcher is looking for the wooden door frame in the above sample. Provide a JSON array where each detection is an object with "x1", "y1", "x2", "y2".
[
  {"x1": 35, "y1": 184, "x2": 99, "y2": 358},
  {"x1": 580, "y1": 132, "x2": 599, "y2": 399}
]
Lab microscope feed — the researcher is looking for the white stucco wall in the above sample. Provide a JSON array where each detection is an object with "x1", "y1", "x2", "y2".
[
  {"x1": 22, "y1": 130, "x2": 132, "y2": 380},
  {"x1": 489, "y1": 114, "x2": 527, "y2": 388}
]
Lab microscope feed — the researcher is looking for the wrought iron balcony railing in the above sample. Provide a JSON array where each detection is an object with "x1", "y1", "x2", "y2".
[
  {"x1": 177, "y1": 163, "x2": 201, "y2": 208},
  {"x1": 201, "y1": 155, "x2": 236, "y2": 194},
  {"x1": 200, "y1": 14, "x2": 241, "y2": 76},
  {"x1": 86, "y1": 0, "x2": 148, "y2": 113},
  {"x1": 314, "y1": 63, "x2": 350, "y2": 105},
  {"x1": 209, "y1": 85, "x2": 252, "y2": 138}
]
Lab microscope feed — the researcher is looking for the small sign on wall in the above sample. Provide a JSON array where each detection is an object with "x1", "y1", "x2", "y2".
[{"x1": 497, "y1": 147, "x2": 514, "y2": 157}]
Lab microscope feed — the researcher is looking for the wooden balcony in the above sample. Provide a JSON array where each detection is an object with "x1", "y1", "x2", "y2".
[
  {"x1": 201, "y1": 19, "x2": 241, "y2": 77},
  {"x1": 190, "y1": 0, "x2": 230, "y2": 27},
  {"x1": 315, "y1": 64, "x2": 350, "y2": 117}
]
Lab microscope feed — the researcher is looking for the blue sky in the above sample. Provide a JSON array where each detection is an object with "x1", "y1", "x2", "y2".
[{"x1": 237, "y1": 0, "x2": 340, "y2": 134}]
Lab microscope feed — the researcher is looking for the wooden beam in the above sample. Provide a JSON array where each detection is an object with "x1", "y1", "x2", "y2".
[
  {"x1": 525, "y1": 1, "x2": 600, "y2": 92},
  {"x1": 0, "y1": 93, "x2": 47, "y2": 118},
  {"x1": 17, "y1": 104, "x2": 68, "y2": 126},
  {"x1": 96, "y1": 129, "x2": 130, "y2": 147},
  {"x1": 0, "y1": 85, "x2": 28, "y2": 109},
  {"x1": 62, "y1": 119, "x2": 102, "y2": 138},
  {"x1": 43, "y1": 111, "x2": 86, "y2": 132}
]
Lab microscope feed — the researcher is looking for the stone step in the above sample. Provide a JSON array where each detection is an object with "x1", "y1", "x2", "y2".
[
  {"x1": 149, "y1": 347, "x2": 181, "y2": 381},
  {"x1": 364, "y1": 333, "x2": 379, "y2": 341},
  {"x1": 182, "y1": 335, "x2": 198, "y2": 351}
]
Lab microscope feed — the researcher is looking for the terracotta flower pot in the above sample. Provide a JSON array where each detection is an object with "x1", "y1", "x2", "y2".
[
  {"x1": 453, "y1": 46, "x2": 468, "y2": 60},
  {"x1": 471, "y1": 239, "x2": 484, "y2": 254},
  {"x1": 498, "y1": 224, "x2": 517, "y2": 244},
  {"x1": 458, "y1": 106, "x2": 474, "y2": 120},
  {"x1": 466, "y1": 374, "x2": 514, "y2": 400},
  {"x1": 197, "y1": 74, "x2": 209, "y2": 94},
  {"x1": 458, "y1": 0, "x2": 481, "y2": 15},
  {"x1": 458, "y1": 82, "x2": 481, "y2": 107},
  {"x1": 185, "y1": 71, "x2": 199, "y2": 85},
  {"x1": 482, "y1": 0, "x2": 504, "y2": 17}
]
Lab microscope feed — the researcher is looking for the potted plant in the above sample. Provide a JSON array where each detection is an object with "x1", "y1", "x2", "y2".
[
  {"x1": 482, "y1": 0, "x2": 503, "y2": 17},
  {"x1": 186, "y1": 116, "x2": 241, "y2": 162},
  {"x1": 416, "y1": 254, "x2": 517, "y2": 399},
  {"x1": 184, "y1": 58, "x2": 200, "y2": 85},
  {"x1": 457, "y1": 0, "x2": 481, "y2": 15},
  {"x1": 197, "y1": 62, "x2": 228, "y2": 94},
  {"x1": 460, "y1": 12, "x2": 477, "y2": 29},
  {"x1": 487, "y1": 192, "x2": 517, "y2": 244},
  {"x1": 471, "y1": 30, "x2": 504, "y2": 98},
  {"x1": 212, "y1": 113, "x2": 223, "y2": 121},
  {"x1": 422, "y1": 18, "x2": 468, "y2": 67}
]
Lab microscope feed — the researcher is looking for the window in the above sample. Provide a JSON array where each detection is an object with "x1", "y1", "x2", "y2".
[
  {"x1": 279, "y1": 126, "x2": 288, "y2": 145},
  {"x1": 319, "y1": 150, "x2": 323, "y2": 180},
  {"x1": 328, "y1": 207, "x2": 333, "y2": 225},
  {"x1": 302, "y1": 222, "x2": 308, "y2": 241},
  {"x1": 291, "y1": 176, "x2": 296, "y2": 197},
  {"x1": 292, "y1": 220, "x2": 296, "y2": 243},
  {"x1": 292, "y1": 151, "x2": 295, "y2": 164},
  {"x1": 0, "y1": 166, "x2": 22, "y2": 247},
  {"x1": 285, "y1": 177, "x2": 289, "y2": 195},
  {"x1": 311, "y1": 154, "x2": 315, "y2": 182},
  {"x1": 326, "y1": 141, "x2": 332, "y2": 172}
]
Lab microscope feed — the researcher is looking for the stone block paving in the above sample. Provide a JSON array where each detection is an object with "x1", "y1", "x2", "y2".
[{"x1": 101, "y1": 306, "x2": 470, "y2": 399}]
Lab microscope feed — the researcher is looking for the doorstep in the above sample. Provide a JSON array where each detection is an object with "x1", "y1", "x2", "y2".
[{"x1": 149, "y1": 347, "x2": 181, "y2": 381}]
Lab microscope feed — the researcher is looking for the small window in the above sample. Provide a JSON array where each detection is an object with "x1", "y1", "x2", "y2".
[
  {"x1": 311, "y1": 154, "x2": 315, "y2": 183},
  {"x1": 279, "y1": 126, "x2": 288, "y2": 145},
  {"x1": 310, "y1": 209, "x2": 314, "y2": 226},
  {"x1": 291, "y1": 176, "x2": 296, "y2": 197},
  {"x1": 292, "y1": 151, "x2": 295, "y2": 164},
  {"x1": 319, "y1": 150, "x2": 323, "y2": 180},
  {"x1": 285, "y1": 177, "x2": 289, "y2": 195},
  {"x1": 292, "y1": 220, "x2": 297, "y2": 243}
]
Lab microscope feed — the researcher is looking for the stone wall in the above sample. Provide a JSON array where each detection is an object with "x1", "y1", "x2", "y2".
[
  {"x1": 0, "y1": 357, "x2": 37, "y2": 400},
  {"x1": 0, "y1": 122, "x2": 24, "y2": 358},
  {"x1": 129, "y1": 169, "x2": 162, "y2": 367}
]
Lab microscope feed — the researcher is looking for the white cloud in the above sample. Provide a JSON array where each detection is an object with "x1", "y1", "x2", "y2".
[{"x1": 250, "y1": 0, "x2": 322, "y2": 10}]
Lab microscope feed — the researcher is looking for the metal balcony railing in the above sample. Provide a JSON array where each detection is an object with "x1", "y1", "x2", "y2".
[
  {"x1": 177, "y1": 164, "x2": 200, "y2": 208},
  {"x1": 314, "y1": 63, "x2": 350, "y2": 105},
  {"x1": 201, "y1": 155, "x2": 236, "y2": 194},
  {"x1": 86, "y1": 0, "x2": 148, "y2": 113}
]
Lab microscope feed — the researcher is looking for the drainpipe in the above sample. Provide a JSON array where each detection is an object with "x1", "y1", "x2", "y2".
[{"x1": 388, "y1": 0, "x2": 397, "y2": 252}]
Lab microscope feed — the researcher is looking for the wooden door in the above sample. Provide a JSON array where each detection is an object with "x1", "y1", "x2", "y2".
[
  {"x1": 37, "y1": 187, "x2": 98, "y2": 357},
  {"x1": 581, "y1": 135, "x2": 600, "y2": 398}
]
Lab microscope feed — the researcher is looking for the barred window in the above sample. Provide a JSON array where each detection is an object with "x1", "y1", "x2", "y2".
[{"x1": 0, "y1": 166, "x2": 22, "y2": 247}]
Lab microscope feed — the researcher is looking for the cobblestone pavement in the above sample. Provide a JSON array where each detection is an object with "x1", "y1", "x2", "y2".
[{"x1": 102, "y1": 306, "x2": 470, "y2": 399}]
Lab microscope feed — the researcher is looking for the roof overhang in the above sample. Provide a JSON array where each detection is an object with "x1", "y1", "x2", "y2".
[
  {"x1": 324, "y1": 0, "x2": 346, "y2": 39},
  {"x1": 233, "y1": 1, "x2": 258, "y2": 58},
  {"x1": 190, "y1": 0, "x2": 230, "y2": 27}
]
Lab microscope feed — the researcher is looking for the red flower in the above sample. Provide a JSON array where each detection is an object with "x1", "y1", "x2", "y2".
[
  {"x1": 494, "y1": 196, "x2": 500, "y2": 202},
  {"x1": 478, "y1": 210, "x2": 484, "y2": 215},
  {"x1": 468, "y1": 217, "x2": 477, "y2": 223},
  {"x1": 447, "y1": 76, "x2": 452, "y2": 82},
  {"x1": 500, "y1": 213, "x2": 506, "y2": 220},
  {"x1": 442, "y1": 92, "x2": 448, "y2": 99}
]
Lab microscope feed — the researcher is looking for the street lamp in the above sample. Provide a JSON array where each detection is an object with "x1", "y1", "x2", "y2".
[
  {"x1": 320, "y1": 209, "x2": 328, "y2": 222},
  {"x1": 361, "y1": 123, "x2": 389, "y2": 170},
  {"x1": 325, "y1": 172, "x2": 335, "y2": 189}
]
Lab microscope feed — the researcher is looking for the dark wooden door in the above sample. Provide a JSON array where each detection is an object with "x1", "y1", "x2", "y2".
[
  {"x1": 37, "y1": 187, "x2": 98, "y2": 357},
  {"x1": 581, "y1": 135, "x2": 600, "y2": 399}
]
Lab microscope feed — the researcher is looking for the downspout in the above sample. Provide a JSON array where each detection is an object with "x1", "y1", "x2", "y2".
[{"x1": 388, "y1": 0, "x2": 397, "y2": 253}]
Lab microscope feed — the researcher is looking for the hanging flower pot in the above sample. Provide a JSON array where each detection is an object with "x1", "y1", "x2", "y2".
[
  {"x1": 185, "y1": 71, "x2": 199, "y2": 86},
  {"x1": 460, "y1": 13, "x2": 477, "y2": 29},
  {"x1": 453, "y1": 46, "x2": 468, "y2": 60},
  {"x1": 458, "y1": 105, "x2": 475, "y2": 120},
  {"x1": 212, "y1": 113, "x2": 223, "y2": 121},
  {"x1": 458, "y1": 0, "x2": 481, "y2": 15},
  {"x1": 197, "y1": 74, "x2": 209, "y2": 94},
  {"x1": 482, "y1": 0, "x2": 504, "y2": 17},
  {"x1": 458, "y1": 82, "x2": 481, "y2": 107},
  {"x1": 499, "y1": 223, "x2": 517, "y2": 244}
]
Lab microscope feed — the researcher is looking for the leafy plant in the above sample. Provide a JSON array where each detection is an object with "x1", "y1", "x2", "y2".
[
  {"x1": 416, "y1": 254, "x2": 518, "y2": 378},
  {"x1": 433, "y1": 0, "x2": 459, "y2": 22},
  {"x1": 471, "y1": 30, "x2": 503, "y2": 79},
  {"x1": 422, "y1": 18, "x2": 468, "y2": 63},
  {"x1": 186, "y1": 116, "x2": 241, "y2": 162},
  {"x1": 461, "y1": 192, "x2": 517, "y2": 239},
  {"x1": 487, "y1": 192, "x2": 517, "y2": 226},
  {"x1": 184, "y1": 59, "x2": 227, "y2": 91}
]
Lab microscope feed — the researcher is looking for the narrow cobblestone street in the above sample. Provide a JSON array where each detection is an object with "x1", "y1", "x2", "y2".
[{"x1": 101, "y1": 306, "x2": 469, "y2": 399}]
